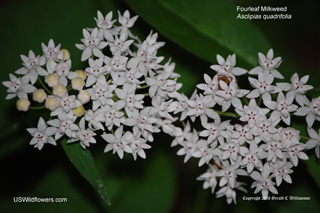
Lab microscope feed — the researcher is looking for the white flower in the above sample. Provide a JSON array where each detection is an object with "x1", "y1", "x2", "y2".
[
  {"x1": 101, "y1": 102, "x2": 126, "y2": 130},
  {"x1": 231, "y1": 124, "x2": 253, "y2": 145},
  {"x1": 277, "y1": 73, "x2": 313, "y2": 106},
  {"x1": 85, "y1": 58, "x2": 110, "y2": 87},
  {"x1": 215, "y1": 79, "x2": 249, "y2": 111},
  {"x1": 75, "y1": 28, "x2": 108, "y2": 61},
  {"x1": 27, "y1": 117, "x2": 57, "y2": 150},
  {"x1": 197, "y1": 164, "x2": 218, "y2": 193},
  {"x1": 2, "y1": 74, "x2": 36, "y2": 100},
  {"x1": 101, "y1": 126, "x2": 132, "y2": 159},
  {"x1": 42, "y1": 39, "x2": 61, "y2": 60},
  {"x1": 295, "y1": 97, "x2": 320, "y2": 128},
  {"x1": 251, "y1": 163, "x2": 278, "y2": 199},
  {"x1": 253, "y1": 117, "x2": 278, "y2": 143},
  {"x1": 279, "y1": 127, "x2": 300, "y2": 149},
  {"x1": 210, "y1": 54, "x2": 247, "y2": 77},
  {"x1": 220, "y1": 141, "x2": 243, "y2": 162},
  {"x1": 268, "y1": 92, "x2": 298, "y2": 125},
  {"x1": 115, "y1": 83, "x2": 144, "y2": 117},
  {"x1": 249, "y1": 49, "x2": 283, "y2": 79},
  {"x1": 216, "y1": 182, "x2": 246, "y2": 204},
  {"x1": 240, "y1": 142, "x2": 263, "y2": 173},
  {"x1": 264, "y1": 140, "x2": 284, "y2": 163},
  {"x1": 69, "y1": 118, "x2": 96, "y2": 149},
  {"x1": 287, "y1": 144, "x2": 308, "y2": 166},
  {"x1": 192, "y1": 140, "x2": 214, "y2": 166},
  {"x1": 110, "y1": 32, "x2": 134, "y2": 54},
  {"x1": 15, "y1": 50, "x2": 47, "y2": 84},
  {"x1": 89, "y1": 78, "x2": 116, "y2": 111},
  {"x1": 85, "y1": 109, "x2": 105, "y2": 131},
  {"x1": 236, "y1": 99, "x2": 269, "y2": 128},
  {"x1": 50, "y1": 95, "x2": 80, "y2": 116},
  {"x1": 216, "y1": 159, "x2": 246, "y2": 188},
  {"x1": 199, "y1": 120, "x2": 231, "y2": 145},
  {"x1": 272, "y1": 162, "x2": 293, "y2": 186},
  {"x1": 306, "y1": 128, "x2": 320, "y2": 158},
  {"x1": 196, "y1": 74, "x2": 218, "y2": 95},
  {"x1": 123, "y1": 129, "x2": 151, "y2": 160},
  {"x1": 171, "y1": 121, "x2": 192, "y2": 147},
  {"x1": 247, "y1": 72, "x2": 281, "y2": 104},
  {"x1": 95, "y1": 11, "x2": 116, "y2": 41},
  {"x1": 47, "y1": 112, "x2": 79, "y2": 140},
  {"x1": 117, "y1": 10, "x2": 138, "y2": 39},
  {"x1": 187, "y1": 94, "x2": 217, "y2": 122},
  {"x1": 177, "y1": 129, "x2": 199, "y2": 163},
  {"x1": 125, "y1": 68, "x2": 143, "y2": 85}
]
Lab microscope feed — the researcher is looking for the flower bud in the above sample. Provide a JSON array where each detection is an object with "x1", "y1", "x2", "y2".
[
  {"x1": 59, "y1": 49, "x2": 70, "y2": 60},
  {"x1": 45, "y1": 97, "x2": 59, "y2": 111},
  {"x1": 72, "y1": 77, "x2": 85, "y2": 91},
  {"x1": 45, "y1": 73, "x2": 59, "y2": 87},
  {"x1": 73, "y1": 105, "x2": 85, "y2": 117},
  {"x1": 78, "y1": 90, "x2": 90, "y2": 104},
  {"x1": 33, "y1": 89, "x2": 47, "y2": 103},
  {"x1": 75, "y1": 70, "x2": 87, "y2": 80},
  {"x1": 16, "y1": 98, "x2": 30, "y2": 111},
  {"x1": 53, "y1": 83, "x2": 67, "y2": 97}
]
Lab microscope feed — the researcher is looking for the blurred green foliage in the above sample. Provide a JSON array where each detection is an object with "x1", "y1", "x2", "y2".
[{"x1": 0, "y1": 0, "x2": 319, "y2": 212}]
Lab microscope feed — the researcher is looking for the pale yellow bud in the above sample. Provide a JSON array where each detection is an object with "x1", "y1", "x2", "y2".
[
  {"x1": 45, "y1": 97, "x2": 60, "y2": 111},
  {"x1": 16, "y1": 98, "x2": 30, "y2": 111},
  {"x1": 60, "y1": 49, "x2": 70, "y2": 60},
  {"x1": 53, "y1": 83, "x2": 67, "y2": 97},
  {"x1": 33, "y1": 89, "x2": 47, "y2": 103},
  {"x1": 73, "y1": 105, "x2": 85, "y2": 117},
  {"x1": 78, "y1": 90, "x2": 90, "y2": 104},
  {"x1": 72, "y1": 77, "x2": 85, "y2": 91},
  {"x1": 45, "y1": 73, "x2": 59, "y2": 87},
  {"x1": 75, "y1": 70, "x2": 87, "y2": 80}
]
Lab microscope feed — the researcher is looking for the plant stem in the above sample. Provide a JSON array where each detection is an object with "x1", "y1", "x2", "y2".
[
  {"x1": 38, "y1": 77, "x2": 52, "y2": 95},
  {"x1": 30, "y1": 105, "x2": 45, "y2": 110},
  {"x1": 215, "y1": 110, "x2": 239, "y2": 118}
]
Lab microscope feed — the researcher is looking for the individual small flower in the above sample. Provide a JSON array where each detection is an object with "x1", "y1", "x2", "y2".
[
  {"x1": 47, "y1": 112, "x2": 79, "y2": 140},
  {"x1": 277, "y1": 73, "x2": 313, "y2": 106},
  {"x1": 272, "y1": 162, "x2": 293, "y2": 186},
  {"x1": 192, "y1": 140, "x2": 214, "y2": 166},
  {"x1": 101, "y1": 102, "x2": 126, "y2": 130},
  {"x1": 177, "y1": 129, "x2": 200, "y2": 163},
  {"x1": 75, "y1": 28, "x2": 108, "y2": 61},
  {"x1": 45, "y1": 73, "x2": 59, "y2": 87},
  {"x1": 249, "y1": 49, "x2": 283, "y2": 79},
  {"x1": 117, "y1": 10, "x2": 138, "y2": 39},
  {"x1": 95, "y1": 10, "x2": 116, "y2": 41},
  {"x1": 215, "y1": 79, "x2": 249, "y2": 111},
  {"x1": 2, "y1": 74, "x2": 36, "y2": 100},
  {"x1": 231, "y1": 124, "x2": 253, "y2": 145},
  {"x1": 89, "y1": 78, "x2": 116, "y2": 111},
  {"x1": 251, "y1": 164, "x2": 278, "y2": 199},
  {"x1": 33, "y1": 89, "x2": 47, "y2": 103},
  {"x1": 15, "y1": 50, "x2": 47, "y2": 84},
  {"x1": 27, "y1": 117, "x2": 57, "y2": 150},
  {"x1": 110, "y1": 32, "x2": 134, "y2": 54},
  {"x1": 102, "y1": 126, "x2": 132, "y2": 159},
  {"x1": 69, "y1": 118, "x2": 96, "y2": 149},
  {"x1": 187, "y1": 94, "x2": 217, "y2": 122},
  {"x1": 240, "y1": 142, "x2": 263, "y2": 173},
  {"x1": 306, "y1": 128, "x2": 320, "y2": 158},
  {"x1": 246, "y1": 72, "x2": 281, "y2": 104},
  {"x1": 253, "y1": 117, "x2": 278, "y2": 143},
  {"x1": 53, "y1": 83, "x2": 67, "y2": 97},
  {"x1": 197, "y1": 164, "x2": 218, "y2": 193},
  {"x1": 196, "y1": 74, "x2": 218, "y2": 95},
  {"x1": 287, "y1": 144, "x2": 308, "y2": 166},
  {"x1": 295, "y1": 97, "x2": 320, "y2": 128},
  {"x1": 216, "y1": 182, "x2": 247, "y2": 204},
  {"x1": 16, "y1": 98, "x2": 30, "y2": 111},
  {"x1": 42, "y1": 39, "x2": 61, "y2": 60},
  {"x1": 236, "y1": 98, "x2": 269, "y2": 128},
  {"x1": 210, "y1": 54, "x2": 247, "y2": 77},
  {"x1": 279, "y1": 127, "x2": 300, "y2": 149},
  {"x1": 51, "y1": 95, "x2": 80, "y2": 116},
  {"x1": 45, "y1": 96, "x2": 60, "y2": 111},
  {"x1": 85, "y1": 58, "x2": 110, "y2": 87},
  {"x1": 268, "y1": 92, "x2": 298, "y2": 125},
  {"x1": 78, "y1": 90, "x2": 90, "y2": 104},
  {"x1": 123, "y1": 129, "x2": 151, "y2": 160},
  {"x1": 216, "y1": 159, "x2": 246, "y2": 188}
]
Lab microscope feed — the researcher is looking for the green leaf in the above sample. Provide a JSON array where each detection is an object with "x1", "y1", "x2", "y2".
[
  {"x1": 61, "y1": 139, "x2": 111, "y2": 206},
  {"x1": 124, "y1": 0, "x2": 270, "y2": 67}
]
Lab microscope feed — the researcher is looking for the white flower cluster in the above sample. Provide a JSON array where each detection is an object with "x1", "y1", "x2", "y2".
[
  {"x1": 2, "y1": 10, "x2": 182, "y2": 160},
  {"x1": 168, "y1": 49, "x2": 319, "y2": 204}
]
